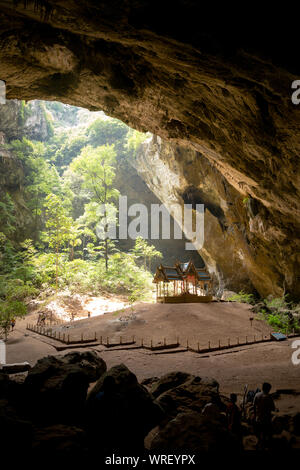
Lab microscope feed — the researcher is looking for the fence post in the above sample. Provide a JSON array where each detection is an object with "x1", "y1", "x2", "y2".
[
  {"x1": 218, "y1": 339, "x2": 221, "y2": 349},
  {"x1": 67, "y1": 334, "x2": 70, "y2": 344},
  {"x1": 100, "y1": 335, "x2": 102, "y2": 345},
  {"x1": 163, "y1": 338, "x2": 166, "y2": 347},
  {"x1": 198, "y1": 342, "x2": 200, "y2": 352},
  {"x1": 141, "y1": 338, "x2": 143, "y2": 347},
  {"x1": 132, "y1": 335, "x2": 135, "y2": 343},
  {"x1": 208, "y1": 341, "x2": 210, "y2": 350},
  {"x1": 186, "y1": 339, "x2": 189, "y2": 349},
  {"x1": 63, "y1": 333, "x2": 65, "y2": 343},
  {"x1": 246, "y1": 336, "x2": 248, "y2": 344},
  {"x1": 120, "y1": 336, "x2": 122, "y2": 345}
]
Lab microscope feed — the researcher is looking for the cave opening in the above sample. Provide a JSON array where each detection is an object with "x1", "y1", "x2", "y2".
[{"x1": 1, "y1": 2, "x2": 300, "y2": 459}]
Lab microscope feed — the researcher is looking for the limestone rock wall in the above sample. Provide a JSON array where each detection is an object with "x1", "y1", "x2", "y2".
[{"x1": 134, "y1": 136, "x2": 299, "y2": 298}]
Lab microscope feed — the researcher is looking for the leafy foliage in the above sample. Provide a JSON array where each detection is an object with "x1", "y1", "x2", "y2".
[
  {"x1": 0, "y1": 299, "x2": 27, "y2": 340},
  {"x1": 130, "y1": 236, "x2": 162, "y2": 270},
  {"x1": 0, "y1": 101, "x2": 153, "y2": 319},
  {"x1": 258, "y1": 295, "x2": 299, "y2": 333},
  {"x1": 227, "y1": 291, "x2": 255, "y2": 304}
]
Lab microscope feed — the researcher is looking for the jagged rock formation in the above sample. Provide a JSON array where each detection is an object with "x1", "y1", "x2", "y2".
[
  {"x1": 134, "y1": 136, "x2": 299, "y2": 297},
  {"x1": 0, "y1": 1, "x2": 299, "y2": 297}
]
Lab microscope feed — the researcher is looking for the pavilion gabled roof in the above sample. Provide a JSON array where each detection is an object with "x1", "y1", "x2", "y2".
[
  {"x1": 153, "y1": 264, "x2": 183, "y2": 283},
  {"x1": 153, "y1": 260, "x2": 212, "y2": 283}
]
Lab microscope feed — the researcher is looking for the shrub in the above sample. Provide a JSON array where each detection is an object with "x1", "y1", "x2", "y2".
[
  {"x1": 259, "y1": 295, "x2": 299, "y2": 334},
  {"x1": 227, "y1": 291, "x2": 255, "y2": 304}
]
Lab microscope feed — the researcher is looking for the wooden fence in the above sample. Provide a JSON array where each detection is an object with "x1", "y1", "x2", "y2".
[{"x1": 26, "y1": 324, "x2": 298, "y2": 353}]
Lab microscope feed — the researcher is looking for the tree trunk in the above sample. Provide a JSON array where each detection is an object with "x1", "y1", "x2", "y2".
[
  {"x1": 56, "y1": 245, "x2": 58, "y2": 291},
  {"x1": 105, "y1": 238, "x2": 108, "y2": 271}
]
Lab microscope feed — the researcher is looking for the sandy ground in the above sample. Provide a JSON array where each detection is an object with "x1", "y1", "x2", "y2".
[
  {"x1": 5, "y1": 301, "x2": 300, "y2": 415},
  {"x1": 28, "y1": 301, "x2": 273, "y2": 348},
  {"x1": 29, "y1": 291, "x2": 130, "y2": 322}
]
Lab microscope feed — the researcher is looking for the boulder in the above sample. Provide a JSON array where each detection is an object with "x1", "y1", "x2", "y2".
[
  {"x1": 149, "y1": 412, "x2": 239, "y2": 453},
  {"x1": 141, "y1": 376, "x2": 160, "y2": 389},
  {"x1": 32, "y1": 424, "x2": 87, "y2": 457},
  {"x1": 0, "y1": 372, "x2": 9, "y2": 397},
  {"x1": 292, "y1": 412, "x2": 300, "y2": 435},
  {"x1": 24, "y1": 351, "x2": 106, "y2": 423},
  {"x1": 155, "y1": 375, "x2": 221, "y2": 419},
  {"x1": 0, "y1": 371, "x2": 24, "y2": 405},
  {"x1": 150, "y1": 371, "x2": 191, "y2": 398},
  {"x1": 0, "y1": 399, "x2": 32, "y2": 453},
  {"x1": 1, "y1": 362, "x2": 31, "y2": 374},
  {"x1": 87, "y1": 364, "x2": 164, "y2": 452},
  {"x1": 243, "y1": 435, "x2": 258, "y2": 451},
  {"x1": 272, "y1": 415, "x2": 291, "y2": 434}
]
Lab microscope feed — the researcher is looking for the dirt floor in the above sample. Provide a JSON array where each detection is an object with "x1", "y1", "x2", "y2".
[
  {"x1": 28, "y1": 300, "x2": 273, "y2": 348},
  {"x1": 5, "y1": 300, "x2": 300, "y2": 415}
]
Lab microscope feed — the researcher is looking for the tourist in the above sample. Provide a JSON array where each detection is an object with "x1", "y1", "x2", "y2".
[
  {"x1": 202, "y1": 395, "x2": 222, "y2": 421},
  {"x1": 226, "y1": 393, "x2": 243, "y2": 449},
  {"x1": 253, "y1": 382, "x2": 276, "y2": 449},
  {"x1": 11, "y1": 318, "x2": 16, "y2": 331},
  {"x1": 227, "y1": 393, "x2": 241, "y2": 433}
]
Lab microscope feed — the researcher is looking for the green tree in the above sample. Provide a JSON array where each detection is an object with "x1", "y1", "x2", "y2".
[
  {"x1": 10, "y1": 138, "x2": 64, "y2": 241},
  {"x1": 87, "y1": 118, "x2": 128, "y2": 156},
  {"x1": 0, "y1": 299, "x2": 26, "y2": 341},
  {"x1": 0, "y1": 193, "x2": 16, "y2": 237},
  {"x1": 126, "y1": 129, "x2": 148, "y2": 158},
  {"x1": 43, "y1": 194, "x2": 72, "y2": 290},
  {"x1": 66, "y1": 223, "x2": 83, "y2": 261},
  {"x1": 131, "y1": 237, "x2": 162, "y2": 270},
  {"x1": 71, "y1": 144, "x2": 119, "y2": 270}
]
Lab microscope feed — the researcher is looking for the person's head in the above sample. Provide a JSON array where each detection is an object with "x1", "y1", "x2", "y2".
[
  {"x1": 230, "y1": 393, "x2": 237, "y2": 403},
  {"x1": 102, "y1": 375, "x2": 117, "y2": 393},
  {"x1": 262, "y1": 382, "x2": 272, "y2": 394}
]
